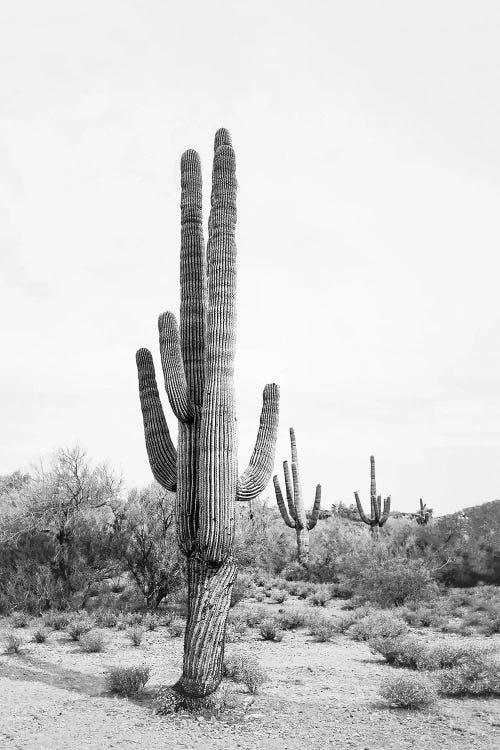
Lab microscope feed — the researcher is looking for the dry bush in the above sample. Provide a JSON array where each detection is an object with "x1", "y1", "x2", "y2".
[
  {"x1": 95, "y1": 610, "x2": 118, "y2": 628},
  {"x1": 307, "y1": 587, "x2": 330, "y2": 607},
  {"x1": 272, "y1": 589, "x2": 288, "y2": 604},
  {"x1": 277, "y1": 609, "x2": 307, "y2": 630},
  {"x1": 33, "y1": 628, "x2": 48, "y2": 643},
  {"x1": 347, "y1": 611, "x2": 408, "y2": 642},
  {"x1": 3, "y1": 633, "x2": 22, "y2": 654},
  {"x1": 307, "y1": 614, "x2": 336, "y2": 642},
  {"x1": 105, "y1": 665, "x2": 150, "y2": 695},
  {"x1": 380, "y1": 673, "x2": 437, "y2": 709},
  {"x1": 259, "y1": 618, "x2": 284, "y2": 642},
  {"x1": 437, "y1": 649, "x2": 500, "y2": 696},
  {"x1": 66, "y1": 615, "x2": 93, "y2": 641},
  {"x1": 44, "y1": 611, "x2": 71, "y2": 631},
  {"x1": 370, "y1": 635, "x2": 427, "y2": 668},
  {"x1": 10, "y1": 611, "x2": 29, "y2": 628},
  {"x1": 127, "y1": 626, "x2": 145, "y2": 646},
  {"x1": 225, "y1": 653, "x2": 268, "y2": 693},
  {"x1": 168, "y1": 619, "x2": 184, "y2": 638},
  {"x1": 79, "y1": 630, "x2": 105, "y2": 652}
]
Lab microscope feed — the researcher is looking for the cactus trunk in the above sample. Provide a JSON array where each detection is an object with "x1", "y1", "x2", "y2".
[{"x1": 136, "y1": 129, "x2": 279, "y2": 700}]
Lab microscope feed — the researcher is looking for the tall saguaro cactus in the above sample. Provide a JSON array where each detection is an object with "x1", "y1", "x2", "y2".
[
  {"x1": 354, "y1": 455, "x2": 390, "y2": 532},
  {"x1": 135, "y1": 129, "x2": 280, "y2": 699},
  {"x1": 416, "y1": 498, "x2": 432, "y2": 525},
  {"x1": 273, "y1": 427, "x2": 321, "y2": 563}
]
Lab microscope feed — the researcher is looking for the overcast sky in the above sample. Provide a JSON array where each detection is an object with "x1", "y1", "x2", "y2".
[{"x1": 1, "y1": 1, "x2": 500, "y2": 515}]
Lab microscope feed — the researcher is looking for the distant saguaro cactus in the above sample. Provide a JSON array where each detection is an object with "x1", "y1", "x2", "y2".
[
  {"x1": 416, "y1": 498, "x2": 432, "y2": 525},
  {"x1": 136, "y1": 129, "x2": 280, "y2": 700},
  {"x1": 354, "y1": 455, "x2": 390, "y2": 532},
  {"x1": 273, "y1": 428, "x2": 321, "y2": 563}
]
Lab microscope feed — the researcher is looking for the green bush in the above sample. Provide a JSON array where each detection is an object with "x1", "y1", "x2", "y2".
[
  {"x1": 345, "y1": 553, "x2": 439, "y2": 608},
  {"x1": 105, "y1": 665, "x2": 150, "y2": 695},
  {"x1": 379, "y1": 673, "x2": 438, "y2": 709}
]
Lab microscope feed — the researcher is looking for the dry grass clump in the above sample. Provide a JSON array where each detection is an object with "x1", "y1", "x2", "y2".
[
  {"x1": 79, "y1": 630, "x2": 105, "y2": 652},
  {"x1": 167, "y1": 619, "x2": 184, "y2": 638},
  {"x1": 127, "y1": 626, "x2": 145, "y2": 647},
  {"x1": 307, "y1": 614, "x2": 336, "y2": 642},
  {"x1": 259, "y1": 618, "x2": 284, "y2": 642},
  {"x1": 225, "y1": 653, "x2": 268, "y2": 694},
  {"x1": 143, "y1": 614, "x2": 159, "y2": 631},
  {"x1": 42, "y1": 611, "x2": 71, "y2": 631},
  {"x1": 95, "y1": 610, "x2": 118, "y2": 628},
  {"x1": 277, "y1": 609, "x2": 307, "y2": 630},
  {"x1": 379, "y1": 673, "x2": 437, "y2": 709},
  {"x1": 3, "y1": 633, "x2": 23, "y2": 654},
  {"x1": 243, "y1": 606, "x2": 268, "y2": 628},
  {"x1": 105, "y1": 665, "x2": 150, "y2": 696},
  {"x1": 307, "y1": 587, "x2": 330, "y2": 607},
  {"x1": 272, "y1": 589, "x2": 288, "y2": 604},
  {"x1": 33, "y1": 628, "x2": 49, "y2": 643}
]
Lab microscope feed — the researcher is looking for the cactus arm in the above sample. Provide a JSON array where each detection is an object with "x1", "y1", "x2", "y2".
[
  {"x1": 291, "y1": 462, "x2": 308, "y2": 529},
  {"x1": 236, "y1": 383, "x2": 280, "y2": 501},
  {"x1": 273, "y1": 475, "x2": 295, "y2": 528},
  {"x1": 158, "y1": 312, "x2": 194, "y2": 423},
  {"x1": 354, "y1": 491, "x2": 371, "y2": 525},
  {"x1": 307, "y1": 484, "x2": 322, "y2": 530},
  {"x1": 372, "y1": 494, "x2": 381, "y2": 523},
  {"x1": 289, "y1": 427, "x2": 299, "y2": 465},
  {"x1": 282, "y1": 460, "x2": 298, "y2": 522},
  {"x1": 198, "y1": 130, "x2": 238, "y2": 562},
  {"x1": 135, "y1": 348, "x2": 177, "y2": 491},
  {"x1": 179, "y1": 149, "x2": 207, "y2": 407},
  {"x1": 379, "y1": 496, "x2": 391, "y2": 525}
]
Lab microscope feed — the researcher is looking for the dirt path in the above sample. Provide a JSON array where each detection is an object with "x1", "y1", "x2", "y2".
[{"x1": 1, "y1": 599, "x2": 499, "y2": 750}]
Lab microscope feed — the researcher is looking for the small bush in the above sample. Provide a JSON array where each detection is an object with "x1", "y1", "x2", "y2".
[
  {"x1": 67, "y1": 616, "x2": 94, "y2": 641},
  {"x1": 272, "y1": 589, "x2": 288, "y2": 604},
  {"x1": 45, "y1": 611, "x2": 71, "y2": 631},
  {"x1": 416, "y1": 642, "x2": 479, "y2": 671},
  {"x1": 110, "y1": 580, "x2": 125, "y2": 594},
  {"x1": 105, "y1": 665, "x2": 150, "y2": 696},
  {"x1": 79, "y1": 630, "x2": 105, "y2": 653},
  {"x1": 127, "y1": 626, "x2": 145, "y2": 647},
  {"x1": 297, "y1": 585, "x2": 313, "y2": 599},
  {"x1": 277, "y1": 609, "x2": 306, "y2": 630},
  {"x1": 308, "y1": 615, "x2": 336, "y2": 642},
  {"x1": 3, "y1": 634, "x2": 22, "y2": 654},
  {"x1": 259, "y1": 618, "x2": 284, "y2": 642},
  {"x1": 307, "y1": 588, "x2": 330, "y2": 607},
  {"x1": 230, "y1": 574, "x2": 252, "y2": 607},
  {"x1": 437, "y1": 649, "x2": 500, "y2": 696},
  {"x1": 370, "y1": 635, "x2": 427, "y2": 668},
  {"x1": 168, "y1": 619, "x2": 184, "y2": 638},
  {"x1": 348, "y1": 611, "x2": 408, "y2": 642},
  {"x1": 10, "y1": 611, "x2": 29, "y2": 628},
  {"x1": 379, "y1": 673, "x2": 437, "y2": 709},
  {"x1": 244, "y1": 607, "x2": 268, "y2": 628},
  {"x1": 96, "y1": 610, "x2": 118, "y2": 628},
  {"x1": 33, "y1": 628, "x2": 48, "y2": 644},
  {"x1": 125, "y1": 612, "x2": 144, "y2": 627},
  {"x1": 224, "y1": 653, "x2": 268, "y2": 694}
]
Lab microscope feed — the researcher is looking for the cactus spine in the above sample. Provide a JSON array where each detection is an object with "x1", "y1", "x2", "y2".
[
  {"x1": 136, "y1": 129, "x2": 280, "y2": 699},
  {"x1": 273, "y1": 427, "x2": 321, "y2": 563},
  {"x1": 354, "y1": 455, "x2": 390, "y2": 531},
  {"x1": 416, "y1": 498, "x2": 432, "y2": 525}
]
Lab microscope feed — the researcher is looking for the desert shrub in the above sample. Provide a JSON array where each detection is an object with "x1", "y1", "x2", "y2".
[
  {"x1": 33, "y1": 628, "x2": 48, "y2": 643},
  {"x1": 168, "y1": 619, "x2": 184, "y2": 638},
  {"x1": 47, "y1": 612, "x2": 71, "y2": 631},
  {"x1": 308, "y1": 615, "x2": 336, "y2": 642},
  {"x1": 379, "y1": 673, "x2": 438, "y2": 709},
  {"x1": 437, "y1": 649, "x2": 500, "y2": 696},
  {"x1": 125, "y1": 612, "x2": 144, "y2": 627},
  {"x1": 110, "y1": 579, "x2": 125, "y2": 594},
  {"x1": 259, "y1": 618, "x2": 284, "y2": 642},
  {"x1": 10, "y1": 611, "x2": 29, "y2": 628},
  {"x1": 254, "y1": 592, "x2": 264, "y2": 602},
  {"x1": 297, "y1": 584, "x2": 315, "y2": 599},
  {"x1": 398, "y1": 605, "x2": 444, "y2": 629},
  {"x1": 66, "y1": 615, "x2": 93, "y2": 641},
  {"x1": 277, "y1": 609, "x2": 306, "y2": 630},
  {"x1": 272, "y1": 589, "x2": 288, "y2": 604},
  {"x1": 127, "y1": 626, "x2": 145, "y2": 647},
  {"x1": 224, "y1": 653, "x2": 268, "y2": 694},
  {"x1": 230, "y1": 573, "x2": 253, "y2": 607},
  {"x1": 370, "y1": 635, "x2": 427, "y2": 668},
  {"x1": 307, "y1": 587, "x2": 330, "y2": 607},
  {"x1": 415, "y1": 642, "x2": 484, "y2": 671},
  {"x1": 244, "y1": 606, "x2": 268, "y2": 628},
  {"x1": 105, "y1": 665, "x2": 150, "y2": 696},
  {"x1": 348, "y1": 611, "x2": 408, "y2": 642},
  {"x1": 3, "y1": 633, "x2": 22, "y2": 654},
  {"x1": 343, "y1": 548, "x2": 438, "y2": 608},
  {"x1": 96, "y1": 610, "x2": 118, "y2": 628},
  {"x1": 79, "y1": 630, "x2": 105, "y2": 652}
]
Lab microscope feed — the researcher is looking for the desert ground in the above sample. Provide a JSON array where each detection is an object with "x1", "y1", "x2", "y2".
[{"x1": 1, "y1": 594, "x2": 499, "y2": 750}]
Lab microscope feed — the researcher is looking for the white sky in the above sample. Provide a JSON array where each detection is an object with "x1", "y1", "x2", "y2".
[{"x1": 1, "y1": 1, "x2": 500, "y2": 515}]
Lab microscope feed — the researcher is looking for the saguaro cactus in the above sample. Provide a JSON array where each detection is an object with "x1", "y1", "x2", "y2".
[
  {"x1": 273, "y1": 427, "x2": 321, "y2": 563},
  {"x1": 135, "y1": 129, "x2": 279, "y2": 699},
  {"x1": 354, "y1": 455, "x2": 390, "y2": 531},
  {"x1": 416, "y1": 498, "x2": 432, "y2": 525}
]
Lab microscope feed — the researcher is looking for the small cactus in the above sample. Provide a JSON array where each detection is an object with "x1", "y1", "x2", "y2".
[
  {"x1": 415, "y1": 498, "x2": 432, "y2": 525},
  {"x1": 354, "y1": 455, "x2": 390, "y2": 532},
  {"x1": 273, "y1": 427, "x2": 321, "y2": 564}
]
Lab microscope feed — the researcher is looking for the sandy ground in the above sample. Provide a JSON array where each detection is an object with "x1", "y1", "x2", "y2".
[{"x1": 1, "y1": 598, "x2": 499, "y2": 750}]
